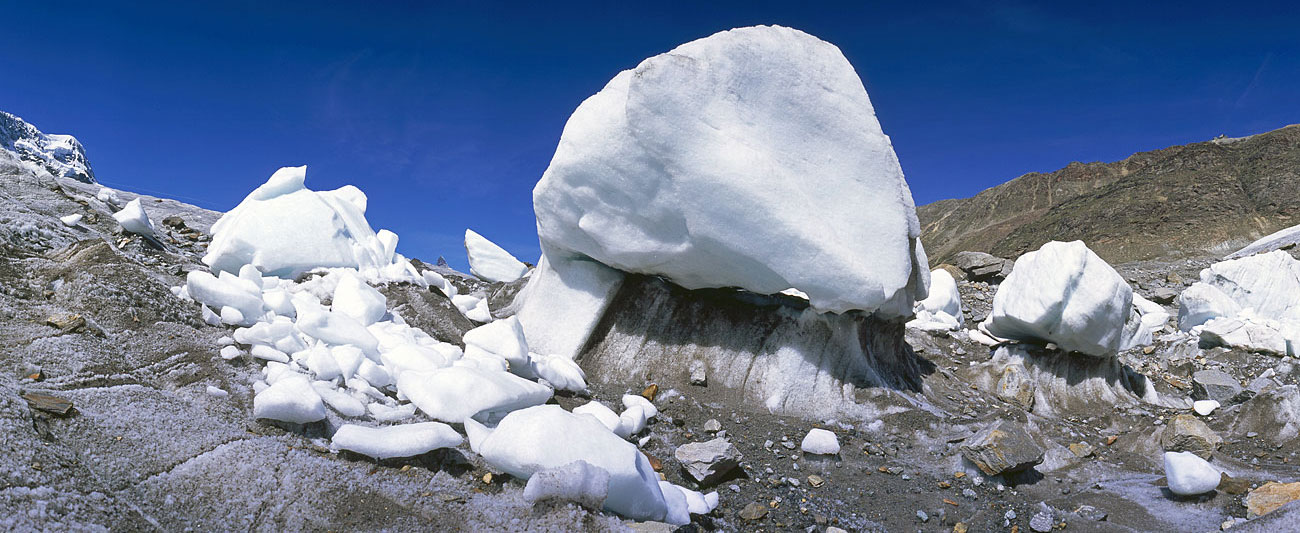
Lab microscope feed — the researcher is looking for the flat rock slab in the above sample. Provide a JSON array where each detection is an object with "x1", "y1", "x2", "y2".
[
  {"x1": 1192, "y1": 369, "x2": 1244, "y2": 403},
  {"x1": 22, "y1": 391, "x2": 74, "y2": 416},
  {"x1": 1246, "y1": 481, "x2": 1300, "y2": 519},
  {"x1": 959, "y1": 421, "x2": 1044, "y2": 476}
]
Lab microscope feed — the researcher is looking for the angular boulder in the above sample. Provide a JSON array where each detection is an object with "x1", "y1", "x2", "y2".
[
  {"x1": 960, "y1": 421, "x2": 1044, "y2": 476},
  {"x1": 1159, "y1": 414, "x2": 1222, "y2": 459},
  {"x1": 1192, "y1": 369, "x2": 1243, "y2": 403},
  {"x1": 983, "y1": 241, "x2": 1133, "y2": 357},
  {"x1": 954, "y1": 251, "x2": 1013, "y2": 282},
  {"x1": 674, "y1": 438, "x2": 742, "y2": 486}
]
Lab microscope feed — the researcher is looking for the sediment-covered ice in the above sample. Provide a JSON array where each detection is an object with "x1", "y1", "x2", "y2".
[
  {"x1": 530, "y1": 25, "x2": 927, "y2": 317},
  {"x1": 330, "y1": 422, "x2": 462, "y2": 459},
  {"x1": 983, "y1": 241, "x2": 1133, "y2": 357},
  {"x1": 465, "y1": 229, "x2": 529, "y2": 283},
  {"x1": 465, "y1": 405, "x2": 668, "y2": 522},
  {"x1": 202, "y1": 166, "x2": 420, "y2": 281}
]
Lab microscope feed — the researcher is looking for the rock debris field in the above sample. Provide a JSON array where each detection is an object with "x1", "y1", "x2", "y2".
[{"x1": 3, "y1": 24, "x2": 1300, "y2": 533}]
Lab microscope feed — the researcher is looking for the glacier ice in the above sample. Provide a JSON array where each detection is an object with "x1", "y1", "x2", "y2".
[
  {"x1": 800, "y1": 428, "x2": 841, "y2": 455},
  {"x1": 529, "y1": 25, "x2": 927, "y2": 319},
  {"x1": 202, "y1": 166, "x2": 420, "y2": 280},
  {"x1": 522, "y1": 460, "x2": 610, "y2": 510},
  {"x1": 1227, "y1": 223, "x2": 1300, "y2": 259},
  {"x1": 1163, "y1": 451, "x2": 1220, "y2": 496},
  {"x1": 465, "y1": 229, "x2": 529, "y2": 283},
  {"x1": 983, "y1": 241, "x2": 1133, "y2": 357},
  {"x1": 465, "y1": 405, "x2": 668, "y2": 522}
]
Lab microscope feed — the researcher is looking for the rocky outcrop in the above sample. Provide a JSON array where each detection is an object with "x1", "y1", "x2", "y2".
[{"x1": 919, "y1": 124, "x2": 1300, "y2": 265}]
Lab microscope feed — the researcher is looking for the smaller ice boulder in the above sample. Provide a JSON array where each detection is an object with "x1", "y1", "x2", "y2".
[
  {"x1": 1199, "y1": 316, "x2": 1289, "y2": 356},
  {"x1": 800, "y1": 428, "x2": 841, "y2": 455},
  {"x1": 465, "y1": 229, "x2": 529, "y2": 283},
  {"x1": 330, "y1": 422, "x2": 462, "y2": 459},
  {"x1": 523, "y1": 460, "x2": 610, "y2": 510},
  {"x1": 60, "y1": 214, "x2": 82, "y2": 227},
  {"x1": 331, "y1": 273, "x2": 387, "y2": 326},
  {"x1": 1193, "y1": 251, "x2": 1300, "y2": 323},
  {"x1": 1176, "y1": 283, "x2": 1242, "y2": 330},
  {"x1": 462, "y1": 316, "x2": 531, "y2": 372},
  {"x1": 253, "y1": 376, "x2": 326, "y2": 424},
  {"x1": 185, "y1": 271, "x2": 266, "y2": 326},
  {"x1": 908, "y1": 268, "x2": 963, "y2": 331},
  {"x1": 530, "y1": 353, "x2": 588, "y2": 392},
  {"x1": 112, "y1": 198, "x2": 156, "y2": 237},
  {"x1": 396, "y1": 365, "x2": 552, "y2": 423},
  {"x1": 573, "y1": 400, "x2": 621, "y2": 432},
  {"x1": 295, "y1": 310, "x2": 380, "y2": 357},
  {"x1": 466, "y1": 405, "x2": 668, "y2": 522},
  {"x1": 983, "y1": 241, "x2": 1133, "y2": 357},
  {"x1": 1163, "y1": 451, "x2": 1220, "y2": 496},
  {"x1": 1123, "y1": 294, "x2": 1171, "y2": 349}
]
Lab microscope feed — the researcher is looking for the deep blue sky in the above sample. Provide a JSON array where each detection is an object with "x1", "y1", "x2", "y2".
[{"x1": 3, "y1": 1, "x2": 1297, "y2": 269}]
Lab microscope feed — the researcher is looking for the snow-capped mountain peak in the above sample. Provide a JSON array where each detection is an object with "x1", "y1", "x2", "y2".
[{"x1": 0, "y1": 110, "x2": 95, "y2": 183}]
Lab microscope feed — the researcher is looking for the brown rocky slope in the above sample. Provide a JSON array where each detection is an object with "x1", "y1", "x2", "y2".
[{"x1": 918, "y1": 124, "x2": 1300, "y2": 265}]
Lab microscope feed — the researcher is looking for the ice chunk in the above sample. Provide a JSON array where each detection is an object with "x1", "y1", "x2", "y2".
[
  {"x1": 355, "y1": 359, "x2": 392, "y2": 388},
  {"x1": 330, "y1": 422, "x2": 462, "y2": 459},
  {"x1": 465, "y1": 229, "x2": 529, "y2": 283},
  {"x1": 218, "y1": 346, "x2": 242, "y2": 360},
  {"x1": 622, "y1": 394, "x2": 658, "y2": 418},
  {"x1": 451, "y1": 293, "x2": 492, "y2": 323},
  {"x1": 462, "y1": 316, "x2": 530, "y2": 373},
  {"x1": 523, "y1": 460, "x2": 610, "y2": 510},
  {"x1": 203, "y1": 166, "x2": 417, "y2": 280},
  {"x1": 112, "y1": 198, "x2": 156, "y2": 237},
  {"x1": 252, "y1": 376, "x2": 326, "y2": 424},
  {"x1": 908, "y1": 268, "x2": 964, "y2": 331},
  {"x1": 367, "y1": 402, "x2": 417, "y2": 422},
  {"x1": 186, "y1": 271, "x2": 265, "y2": 325},
  {"x1": 800, "y1": 428, "x2": 841, "y2": 455},
  {"x1": 573, "y1": 400, "x2": 621, "y2": 432},
  {"x1": 1177, "y1": 283, "x2": 1242, "y2": 330},
  {"x1": 531, "y1": 353, "x2": 588, "y2": 392},
  {"x1": 1123, "y1": 294, "x2": 1171, "y2": 349},
  {"x1": 379, "y1": 343, "x2": 454, "y2": 378},
  {"x1": 531, "y1": 25, "x2": 928, "y2": 316},
  {"x1": 614, "y1": 405, "x2": 649, "y2": 439},
  {"x1": 304, "y1": 344, "x2": 342, "y2": 380},
  {"x1": 1182, "y1": 251, "x2": 1300, "y2": 326},
  {"x1": 96, "y1": 187, "x2": 120, "y2": 205},
  {"x1": 311, "y1": 381, "x2": 366, "y2": 417},
  {"x1": 295, "y1": 310, "x2": 380, "y2": 357},
  {"x1": 396, "y1": 365, "x2": 552, "y2": 423},
  {"x1": 332, "y1": 272, "x2": 387, "y2": 326},
  {"x1": 249, "y1": 345, "x2": 290, "y2": 363},
  {"x1": 205, "y1": 385, "x2": 228, "y2": 398},
  {"x1": 983, "y1": 241, "x2": 1133, "y2": 357},
  {"x1": 1194, "y1": 400, "x2": 1220, "y2": 416},
  {"x1": 466, "y1": 405, "x2": 668, "y2": 522},
  {"x1": 1163, "y1": 451, "x2": 1220, "y2": 496},
  {"x1": 658, "y1": 481, "x2": 690, "y2": 526},
  {"x1": 59, "y1": 214, "x2": 82, "y2": 227}
]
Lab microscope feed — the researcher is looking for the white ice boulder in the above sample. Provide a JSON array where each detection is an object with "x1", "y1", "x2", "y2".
[
  {"x1": 1199, "y1": 316, "x2": 1289, "y2": 356},
  {"x1": 1163, "y1": 451, "x2": 1220, "y2": 496},
  {"x1": 465, "y1": 229, "x2": 529, "y2": 283},
  {"x1": 465, "y1": 405, "x2": 668, "y2": 522},
  {"x1": 330, "y1": 422, "x2": 462, "y2": 459},
  {"x1": 252, "y1": 376, "x2": 326, "y2": 424},
  {"x1": 1122, "y1": 294, "x2": 1171, "y2": 350},
  {"x1": 112, "y1": 198, "x2": 156, "y2": 237},
  {"x1": 1180, "y1": 251, "x2": 1300, "y2": 327},
  {"x1": 530, "y1": 353, "x2": 588, "y2": 392},
  {"x1": 462, "y1": 316, "x2": 531, "y2": 372},
  {"x1": 185, "y1": 271, "x2": 265, "y2": 326},
  {"x1": 1176, "y1": 283, "x2": 1242, "y2": 331},
  {"x1": 202, "y1": 166, "x2": 411, "y2": 279},
  {"x1": 60, "y1": 214, "x2": 82, "y2": 227},
  {"x1": 530, "y1": 25, "x2": 928, "y2": 317},
  {"x1": 800, "y1": 428, "x2": 841, "y2": 455},
  {"x1": 573, "y1": 400, "x2": 622, "y2": 432},
  {"x1": 396, "y1": 365, "x2": 552, "y2": 423},
  {"x1": 983, "y1": 241, "x2": 1133, "y2": 357},
  {"x1": 295, "y1": 310, "x2": 380, "y2": 357},
  {"x1": 331, "y1": 273, "x2": 387, "y2": 326},
  {"x1": 908, "y1": 268, "x2": 963, "y2": 331}
]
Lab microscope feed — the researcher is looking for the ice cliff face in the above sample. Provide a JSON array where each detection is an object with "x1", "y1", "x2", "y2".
[{"x1": 0, "y1": 111, "x2": 95, "y2": 183}]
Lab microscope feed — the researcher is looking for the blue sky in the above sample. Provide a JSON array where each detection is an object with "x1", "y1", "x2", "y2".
[{"x1": 3, "y1": 1, "x2": 1297, "y2": 270}]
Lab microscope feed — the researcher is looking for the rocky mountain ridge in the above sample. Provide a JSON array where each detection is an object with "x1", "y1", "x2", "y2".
[{"x1": 918, "y1": 124, "x2": 1300, "y2": 266}]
